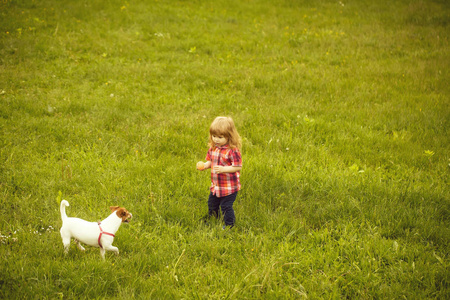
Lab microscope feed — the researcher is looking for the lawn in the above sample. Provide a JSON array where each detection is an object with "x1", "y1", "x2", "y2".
[{"x1": 0, "y1": 0, "x2": 449, "y2": 298}]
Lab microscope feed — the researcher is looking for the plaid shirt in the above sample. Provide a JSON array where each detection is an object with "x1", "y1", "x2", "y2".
[{"x1": 206, "y1": 145, "x2": 242, "y2": 197}]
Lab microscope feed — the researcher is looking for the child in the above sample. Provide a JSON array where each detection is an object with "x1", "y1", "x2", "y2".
[{"x1": 197, "y1": 116, "x2": 242, "y2": 229}]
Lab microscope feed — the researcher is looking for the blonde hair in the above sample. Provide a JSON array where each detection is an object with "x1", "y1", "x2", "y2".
[{"x1": 209, "y1": 116, "x2": 242, "y2": 150}]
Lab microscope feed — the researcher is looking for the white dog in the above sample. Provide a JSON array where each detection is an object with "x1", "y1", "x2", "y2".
[{"x1": 59, "y1": 200, "x2": 132, "y2": 259}]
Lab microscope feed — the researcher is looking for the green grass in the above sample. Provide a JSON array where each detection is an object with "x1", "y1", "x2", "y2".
[{"x1": 1, "y1": 0, "x2": 449, "y2": 298}]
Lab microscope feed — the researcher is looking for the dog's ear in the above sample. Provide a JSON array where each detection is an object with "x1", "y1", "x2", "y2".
[
  {"x1": 115, "y1": 207, "x2": 132, "y2": 222},
  {"x1": 115, "y1": 208, "x2": 126, "y2": 217},
  {"x1": 110, "y1": 206, "x2": 120, "y2": 212}
]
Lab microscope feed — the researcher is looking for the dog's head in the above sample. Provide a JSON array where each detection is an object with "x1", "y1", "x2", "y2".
[{"x1": 110, "y1": 206, "x2": 133, "y2": 223}]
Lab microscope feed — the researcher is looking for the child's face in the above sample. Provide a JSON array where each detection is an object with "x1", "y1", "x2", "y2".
[{"x1": 212, "y1": 135, "x2": 228, "y2": 147}]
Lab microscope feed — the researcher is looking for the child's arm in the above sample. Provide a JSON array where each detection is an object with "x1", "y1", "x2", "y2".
[
  {"x1": 197, "y1": 161, "x2": 211, "y2": 171},
  {"x1": 213, "y1": 165, "x2": 242, "y2": 174}
]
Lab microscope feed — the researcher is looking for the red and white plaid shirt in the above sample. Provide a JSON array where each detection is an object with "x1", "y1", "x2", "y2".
[{"x1": 206, "y1": 145, "x2": 242, "y2": 197}]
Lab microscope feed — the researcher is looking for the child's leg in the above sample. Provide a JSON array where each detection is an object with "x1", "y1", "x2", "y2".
[
  {"x1": 208, "y1": 192, "x2": 220, "y2": 218},
  {"x1": 220, "y1": 192, "x2": 237, "y2": 227}
]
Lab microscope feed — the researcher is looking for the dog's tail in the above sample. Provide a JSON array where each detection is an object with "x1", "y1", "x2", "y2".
[{"x1": 60, "y1": 200, "x2": 69, "y2": 222}]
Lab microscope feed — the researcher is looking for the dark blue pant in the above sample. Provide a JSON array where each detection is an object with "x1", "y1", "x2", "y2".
[{"x1": 208, "y1": 192, "x2": 237, "y2": 227}]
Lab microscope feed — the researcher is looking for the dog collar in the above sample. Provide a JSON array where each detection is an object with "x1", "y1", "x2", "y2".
[{"x1": 97, "y1": 222, "x2": 115, "y2": 249}]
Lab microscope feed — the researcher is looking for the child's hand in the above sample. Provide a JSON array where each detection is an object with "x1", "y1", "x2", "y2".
[
  {"x1": 196, "y1": 161, "x2": 205, "y2": 171},
  {"x1": 213, "y1": 166, "x2": 224, "y2": 174}
]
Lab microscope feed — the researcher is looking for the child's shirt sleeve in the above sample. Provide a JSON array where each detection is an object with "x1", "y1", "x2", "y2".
[
  {"x1": 205, "y1": 147, "x2": 212, "y2": 161},
  {"x1": 230, "y1": 149, "x2": 242, "y2": 167}
]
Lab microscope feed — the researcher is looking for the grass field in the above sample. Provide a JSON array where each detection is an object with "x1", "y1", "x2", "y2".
[{"x1": 1, "y1": 0, "x2": 449, "y2": 298}]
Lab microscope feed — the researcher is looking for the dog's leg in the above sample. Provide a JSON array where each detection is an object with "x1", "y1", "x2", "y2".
[
  {"x1": 60, "y1": 230, "x2": 71, "y2": 254},
  {"x1": 103, "y1": 245, "x2": 119, "y2": 256},
  {"x1": 60, "y1": 225, "x2": 72, "y2": 254},
  {"x1": 74, "y1": 239, "x2": 85, "y2": 251},
  {"x1": 100, "y1": 247, "x2": 106, "y2": 260},
  {"x1": 62, "y1": 238, "x2": 71, "y2": 254}
]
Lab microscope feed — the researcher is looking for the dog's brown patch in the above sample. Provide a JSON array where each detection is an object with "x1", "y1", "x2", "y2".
[{"x1": 110, "y1": 206, "x2": 132, "y2": 223}]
